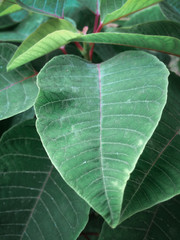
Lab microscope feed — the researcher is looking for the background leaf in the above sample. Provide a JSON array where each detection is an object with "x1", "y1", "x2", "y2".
[
  {"x1": 0, "y1": 43, "x2": 38, "y2": 120},
  {"x1": 0, "y1": 120, "x2": 90, "y2": 240},
  {"x1": 160, "y1": 0, "x2": 180, "y2": 23},
  {"x1": 99, "y1": 195, "x2": 180, "y2": 240},
  {"x1": 102, "y1": 0, "x2": 162, "y2": 25},
  {"x1": 16, "y1": 0, "x2": 65, "y2": 18},
  {"x1": 120, "y1": 72, "x2": 180, "y2": 223},
  {"x1": 0, "y1": 0, "x2": 22, "y2": 17},
  {"x1": 0, "y1": 13, "x2": 48, "y2": 42},
  {"x1": 35, "y1": 51, "x2": 168, "y2": 227}
]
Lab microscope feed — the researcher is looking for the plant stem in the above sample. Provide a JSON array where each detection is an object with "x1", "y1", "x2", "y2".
[
  {"x1": 59, "y1": 46, "x2": 67, "y2": 55},
  {"x1": 74, "y1": 42, "x2": 84, "y2": 52}
]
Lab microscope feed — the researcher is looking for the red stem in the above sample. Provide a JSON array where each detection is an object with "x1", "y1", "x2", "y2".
[
  {"x1": 80, "y1": 233, "x2": 90, "y2": 240},
  {"x1": 74, "y1": 42, "x2": 84, "y2": 51},
  {"x1": 60, "y1": 46, "x2": 67, "y2": 55}
]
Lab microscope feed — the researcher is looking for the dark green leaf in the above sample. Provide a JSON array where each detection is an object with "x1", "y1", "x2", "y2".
[
  {"x1": 0, "y1": 0, "x2": 22, "y2": 16},
  {"x1": 0, "y1": 43, "x2": 38, "y2": 120},
  {"x1": 0, "y1": 120, "x2": 90, "y2": 240},
  {"x1": 35, "y1": 51, "x2": 168, "y2": 227},
  {"x1": 160, "y1": 0, "x2": 180, "y2": 23},
  {"x1": 120, "y1": 72, "x2": 180, "y2": 222},
  {"x1": 99, "y1": 195, "x2": 180, "y2": 240}
]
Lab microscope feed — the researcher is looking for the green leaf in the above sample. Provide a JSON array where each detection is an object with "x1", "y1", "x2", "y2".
[
  {"x1": 0, "y1": 120, "x2": 90, "y2": 239},
  {"x1": 16, "y1": 0, "x2": 65, "y2": 18},
  {"x1": 0, "y1": 43, "x2": 38, "y2": 120},
  {"x1": 123, "y1": 5, "x2": 166, "y2": 27},
  {"x1": 0, "y1": 13, "x2": 48, "y2": 42},
  {"x1": 99, "y1": 195, "x2": 180, "y2": 240},
  {"x1": 120, "y1": 72, "x2": 180, "y2": 223},
  {"x1": 160, "y1": 0, "x2": 180, "y2": 23},
  {"x1": 7, "y1": 18, "x2": 80, "y2": 71},
  {"x1": 100, "y1": 0, "x2": 127, "y2": 21},
  {"x1": 76, "y1": 30, "x2": 180, "y2": 57},
  {"x1": 35, "y1": 51, "x2": 169, "y2": 227},
  {"x1": 0, "y1": 0, "x2": 22, "y2": 17},
  {"x1": 102, "y1": 0, "x2": 162, "y2": 25}
]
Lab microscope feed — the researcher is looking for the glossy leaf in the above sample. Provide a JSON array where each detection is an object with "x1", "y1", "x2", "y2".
[
  {"x1": 120, "y1": 72, "x2": 180, "y2": 222},
  {"x1": 123, "y1": 5, "x2": 166, "y2": 27},
  {"x1": 0, "y1": 0, "x2": 21, "y2": 16},
  {"x1": 0, "y1": 120, "x2": 90, "y2": 240},
  {"x1": 160, "y1": 0, "x2": 180, "y2": 23},
  {"x1": 102, "y1": 0, "x2": 162, "y2": 25},
  {"x1": 35, "y1": 51, "x2": 168, "y2": 227},
  {"x1": 16, "y1": 0, "x2": 65, "y2": 18},
  {"x1": 76, "y1": 31, "x2": 180, "y2": 57},
  {"x1": 0, "y1": 43, "x2": 38, "y2": 120},
  {"x1": 0, "y1": 13, "x2": 48, "y2": 42},
  {"x1": 99, "y1": 195, "x2": 180, "y2": 240},
  {"x1": 7, "y1": 18, "x2": 80, "y2": 71}
]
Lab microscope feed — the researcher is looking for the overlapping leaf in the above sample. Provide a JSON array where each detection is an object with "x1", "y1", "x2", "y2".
[
  {"x1": 0, "y1": 13, "x2": 48, "y2": 42},
  {"x1": 35, "y1": 51, "x2": 168, "y2": 227},
  {"x1": 7, "y1": 18, "x2": 80, "y2": 71},
  {"x1": 99, "y1": 195, "x2": 180, "y2": 240},
  {"x1": 160, "y1": 0, "x2": 180, "y2": 23},
  {"x1": 0, "y1": 120, "x2": 90, "y2": 239},
  {"x1": 101, "y1": 0, "x2": 162, "y2": 25},
  {"x1": 16, "y1": 0, "x2": 65, "y2": 18},
  {"x1": 0, "y1": 0, "x2": 21, "y2": 17},
  {"x1": 0, "y1": 43, "x2": 38, "y2": 120},
  {"x1": 120, "y1": 72, "x2": 180, "y2": 223}
]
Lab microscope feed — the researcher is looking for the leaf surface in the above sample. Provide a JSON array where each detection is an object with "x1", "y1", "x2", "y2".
[
  {"x1": 0, "y1": 120, "x2": 90, "y2": 240},
  {"x1": 35, "y1": 51, "x2": 169, "y2": 227},
  {"x1": 16, "y1": 0, "x2": 65, "y2": 18},
  {"x1": 7, "y1": 18, "x2": 80, "y2": 71},
  {"x1": 0, "y1": 43, "x2": 38, "y2": 120},
  {"x1": 99, "y1": 195, "x2": 180, "y2": 240},
  {"x1": 160, "y1": 0, "x2": 180, "y2": 23},
  {"x1": 0, "y1": 0, "x2": 21, "y2": 16},
  {"x1": 120, "y1": 72, "x2": 180, "y2": 222},
  {"x1": 76, "y1": 31, "x2": 180, "y2": 57},
  {"x1": 102, "y1": 0, "x2": 162, "y2": 25}
]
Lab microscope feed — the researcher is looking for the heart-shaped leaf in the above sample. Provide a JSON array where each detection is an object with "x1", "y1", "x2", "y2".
[
  {"x1": 0, "y1": 120, "x2": 90, "y2": 239},
  {"x1": 35, "y1": 51, "x2": 169, "y2": 227},
  {"x1": 0, "y1": 43, "x2": 38, "y2": 120}
]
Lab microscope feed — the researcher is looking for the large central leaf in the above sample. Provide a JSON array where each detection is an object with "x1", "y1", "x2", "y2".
[{"x1": 35, "y1": 51, "x2": 169, "y2": 227}]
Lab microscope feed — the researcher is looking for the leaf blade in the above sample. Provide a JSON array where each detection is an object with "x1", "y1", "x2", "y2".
[{"x1": 35, "y1": 51, "x2": 169, "y2": 227}]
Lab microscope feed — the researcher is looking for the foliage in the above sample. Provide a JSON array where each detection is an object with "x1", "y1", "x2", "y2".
[{"x1": 0, "y1": 0, "x2": 180, "y2": 239}]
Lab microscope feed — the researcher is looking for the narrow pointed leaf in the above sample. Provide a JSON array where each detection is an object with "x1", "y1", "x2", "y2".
[
  {"x1": 120, "y1": 72, "x2": 180, "y2": 223},
  {"x1": 76, "y1": 31, "x2": 180, "y2": 57},
  {"x1": 160, "y1": 0, "x2": 180, "y2": 23},
  {"x1": 0, "y1": 43, "x2": 38, "y2": 120},
  {"x1": 99, "y1": 195, "x2": 180, "y2": 240},
  {"x1": 35, "y1": 51, "x2": 168, "y2": 227},
  {"x1": 0, "y1": 120, "x2": 90, "y2": 240},
  {"x1": 102, "y1": 0, "x2": 162, "y2": 25},
  {"x1": 16, "y1": 0, "x2": 65, "y2": 18},
  {"x1": 7, "y1": 19, "x2": 80, "y2": 71}
]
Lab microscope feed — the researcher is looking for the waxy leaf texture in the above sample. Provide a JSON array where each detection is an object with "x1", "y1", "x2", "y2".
[{"x1": 35, "y1": 51, "x2": 169, "y2": 227}]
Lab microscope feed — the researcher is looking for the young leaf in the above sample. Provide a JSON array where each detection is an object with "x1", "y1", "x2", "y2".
[
  {"x1": 120, "y1": 72, "x2": 180, "y2": 223},
  {"x1": 99, "y1": 195, "x2": 180, "y2": 240},
  {"x1": 35, "y1": 51, "x2": 169, "y2": 228},
  {"x1": 0, "y1": 120, "x2": 90, "y2": 240},
  {"x1": 0, "y1": 43, "x2": 38, "y2": 120},
  {"x1": 102, "y1": 0, "x2": 162, "y2": 25},
  {"x1": 160, "y1": 0, "x2": 180, "y2": 23},
  {"x1": 76, "y1": 31, "x2": 180, "y2": 57},
  {"x1": 16, "y1": 0, "x2": 65, "y2": 18},
  {"x1": 7, "y1": 18, "x2": 80, "y2": 71}
]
